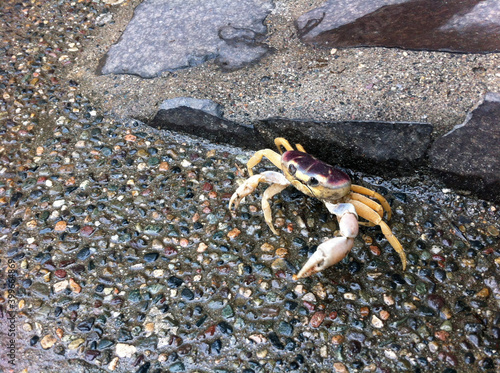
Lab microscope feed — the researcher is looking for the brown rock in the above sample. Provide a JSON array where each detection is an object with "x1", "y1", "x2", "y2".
[{"x1": 296, "y1": 0, "x2": 500, "y2": 53}]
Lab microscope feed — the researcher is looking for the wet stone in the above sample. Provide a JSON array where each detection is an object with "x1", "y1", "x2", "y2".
[
  {"x1": 430, "y1": 93, "x2": 500, "y2": 202},
  {"x1": 296, "y1": 0, "x2": 500, "y2": 53},
  {"x1": 255, "y1": 118, "x2": 432, "y2": 176},
  {"x1": 268, "y1": 332, "x2": 285, "y2": 350},
  {"x1": 221, "y1": 305, "x2": 234, "y2": 318},
  {"x1": 128, "y1": 290, "x2": 142, "y2": 303},
  {"x1": 277, "y1": 321, "x2": 293, "y2": 336},
  {"x1": 118, "y1": 328, "x2": 133, "y2": 342},
  {"x1": 167, "y1": 276, "x2": 184, "y2": 288},
  {"x1": 143, "y1": 252, "x2": 159, "y2": 262},
  {"x1": 169, "y1": 362, "x2": 186, "y2": 372},
  {"x1": 76, "y1": 246, "x2": 91, "y2": 260},
  {"x1": 97, "y1": 339, "x2": 114, "y2": 350},
  {"x1": 181, "y1": 287, "x2": 195, "y2": 300},
  {"x1": 149, "y1": 108, "x2": 266, "y2": 150},
  {"x1": 77, "y1": 317, "x2": 95, "y2": 332},
  {"x1": 31, "y1": 283, "x2": 50, "y2": 299},
  {"x1": 217, "y1": 321, "x2": 233, "y2": 335}
]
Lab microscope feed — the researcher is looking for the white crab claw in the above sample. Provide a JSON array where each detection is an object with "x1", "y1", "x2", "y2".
[
  {"x1": 228, "y1": 174, "x2": 262, "y2": 210},
  {"x1": 295, "y1": 237, "x2": 354, "y2": 279}
]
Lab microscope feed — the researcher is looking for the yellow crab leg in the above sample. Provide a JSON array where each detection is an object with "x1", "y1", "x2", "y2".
[
  {"x1": 295, "y1": 143, "x2": 307, "y2": 153},
  {"x1": 246, "y1": 149, "x2": 282, "y2": 176},
  {"x1": 351, "y1": 184, "x2": 392, "y2": 221},
  {"x1": 350, "y1": 200, "x2": 406, "y2": 270},
  {"x1": 274, "y1": 137, "x2": 294, "y2": 153},
  {"x1": 350, "y1": 192, "x2": 383, "y2": 218}
]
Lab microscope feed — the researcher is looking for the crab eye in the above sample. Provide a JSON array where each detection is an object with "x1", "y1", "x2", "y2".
[
  {"x1": 308, "y1": 177, "x2": 319, "y2": 186},
  {"x1": 288, "y1": 164, "x2": 297, "y2": 175}
]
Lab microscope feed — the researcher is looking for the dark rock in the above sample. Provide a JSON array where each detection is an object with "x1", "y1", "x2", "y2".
[
  {"x1": 211, "y1": 339, "x2": 222, "y2": 354},
  {"x1": 148, "y1": 107, "x2": 266, "y2": 149},
  {"x1": 167, "y1": 276, "x2": 184, "y2": 288},
  {"x1": 76, "y1": 246, "x2": 91, "y2": 261},
  {"x1": 135, "y1": 362, "x2": 151, "y2": 373},
  {"x1": 268, "y1": 332, "x2": 284, "y2": 350},
  {"x1": 77, "y1": 317, "x2": 95, "y2": 332},
  {"x1": 181, "y1": 287, "x2": 195, "y2": 301},
  {"x1": 296, "y1": 0, "x2": 500, "y2": 53},
  {"x1": 97, "y1": 339, "x2": 114, "y2": 350},
  {"x1": 217, "y1": 321, "x2": 233, "y2": 335},
  {"x1": 100, "y1": 0, "x2": 274, "y2": 77},
  {"x1": 255, "y1": 117, "x2": 432, "y2": 176},
  {"x1": 430, "y1": 93, "x2": 500, "y2": 202}
]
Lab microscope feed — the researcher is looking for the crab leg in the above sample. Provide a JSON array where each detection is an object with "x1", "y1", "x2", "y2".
[
  {"x1": 350, "y1": 192, "x2": 383, "y2": 227},
  {"x1": 296, "y1": 203, "x2": 359, "y2": 279},
  {"x1": 350, "y1": 192, "x2": 384, "y2": 218},
  {"x1": 262, "y1": 183, "x2": 289, "y2": 235},
  {"x1": 351, "y1": 184, "x2": 392, "y2": 220},
  {"x1": 274, "y1": 137, "x2": 307, "y2": 154},
  {"x1": 229, "y1": 170, "x2": 291, "y2": 230},
  {"x1": 350, "y1": 199, "x2": 406, "y2": 270},
  {"x1": 246, "y1": 149, "x2": 282, "y2": 176}
]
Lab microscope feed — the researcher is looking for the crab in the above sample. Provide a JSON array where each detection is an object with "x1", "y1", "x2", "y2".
[{"x1": 229, "y1": 137, "x2": 407, "y2": 279}]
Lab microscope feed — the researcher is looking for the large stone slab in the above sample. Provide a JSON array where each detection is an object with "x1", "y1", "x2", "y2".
[
  {"x1": 296, "y1": 0, "x2": 500, "y2": 53},
  {"x1": 430, "y1": 93, "x2": 500, "y2": 202},
  {"x1": 255, "y1": 118, "x2": 433, "y2": 176},
  {"x1": 100, "y1": 0, "x2": 274, "y2": 78},
  {"x1": 148, "y1": 106, "x2": 266, "y2": 149}
]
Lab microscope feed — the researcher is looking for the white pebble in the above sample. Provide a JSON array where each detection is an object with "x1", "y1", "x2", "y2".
[
  {"x1": 115, "y1": 343, "x2": 136, "y2": 358},
  {"x1": 52, "y1": 199, "x2": 65, "y2": 208},
  {"x1": 371, "y1": 315, "x2": 384, "y2": 328}
]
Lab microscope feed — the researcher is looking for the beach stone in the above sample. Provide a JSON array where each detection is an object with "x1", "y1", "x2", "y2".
[
  {"x1": 31, "y1": 283, "x2": 51, "y2": 299},
  {"x1": 255, "y1": 118, "x2": 432, "y2": 176},
  {"x1": 100, "y1": 0, "x2": 274, "y2": 77},
  {"x1": 115, "y1": 343, "x2": 137, "y2": 358},
  {"x1": 40, "y1": 335, "x2": 57, "y2": 349},
  {"x1": 430, "y1": 93, "x2": 500, "y2": 202},
  {"x1": 296, "y1": 0, "x2": 500, "y2": 53},
  {"x1": 148, "y1": 107, "x2": 266, "y2": 149}
]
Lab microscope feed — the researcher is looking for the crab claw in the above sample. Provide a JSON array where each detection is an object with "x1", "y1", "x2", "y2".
[
  {"x1": 228, "y1": 174, "x2": 263, "y2": 210},
  {"x1": 295, "y1": 237, "x2": 354, "y2": 279}
]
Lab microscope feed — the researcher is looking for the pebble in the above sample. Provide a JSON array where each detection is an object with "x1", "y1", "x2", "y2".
[
  {"x1": 40, "y1": 335, "x2": 57, "y2": 349},
  {"x1": 383, "y1": 294, "x2": 395, "y2": 306},
  {"x1": 53, "y1": 280, "x2": 69, "y2": 293},
  {"x1": 68, "y1": 338, "x2": 85, "y2": 350},
  {"x1": 115, "y1": 343, "x2": 137, "y2": 358},
  {"x1": 379, "y1": 310, "x2": 390, "y2": 320},
  {"x1": 227, "y1": 228, "x2": 241, "y2": 239},
  {"x1": 54, "y1": 220, "x2": 67, "y2": 232},
  {"x1": 474, "y1": 287, "x2": 490, "y2": 298},
  {"x1": 69, "y1": 278, "x2": 82, "y2": 293},
  {"x1": 333, "y1": 362, "x2": 349, "y2": 373},
  {"x1": 371, "y1": 315, "x2": 384, "y2": 328},
  {"x1": 309, "y1": 311, "x2": 326, "y2": 328},
  {"x1": 331, "y1": 335, "x2": 344, "y2": 345}
]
